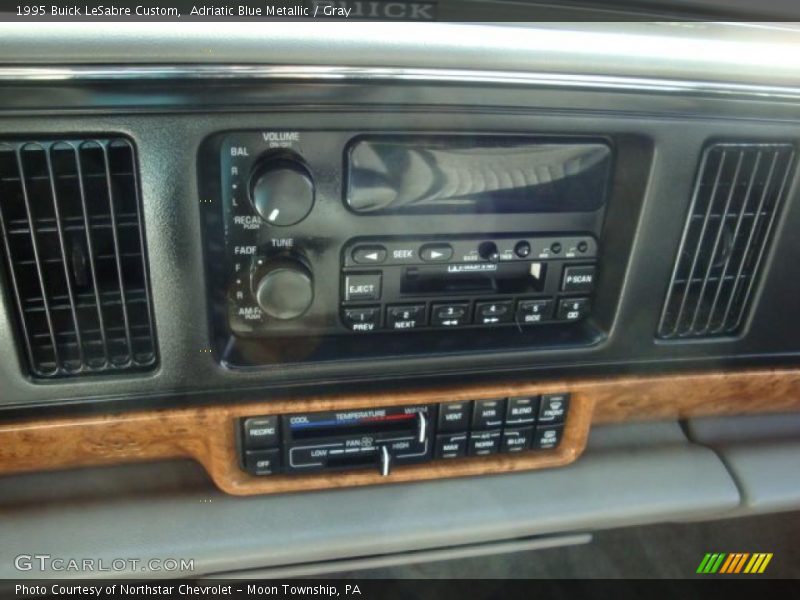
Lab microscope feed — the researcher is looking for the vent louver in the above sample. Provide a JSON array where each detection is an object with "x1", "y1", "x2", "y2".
[
  {"x1": 658, "y1": 142, "x2": 795, "y2": 339},
  {"x1": 0, "y1": 138, "x2": 156, "y2": 378}
]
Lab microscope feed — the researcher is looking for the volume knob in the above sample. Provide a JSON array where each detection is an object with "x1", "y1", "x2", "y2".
[
  {"x1": 254, "y1": 260, "x2": 314, "y2": 320},
  {"x1": 250, "y1": 158, "x2": 315, "y2": 226}
]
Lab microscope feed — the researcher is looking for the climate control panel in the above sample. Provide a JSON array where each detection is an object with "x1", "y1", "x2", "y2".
[{"x1": 239, "y1": 393, "x2": 571, "y2": 477}]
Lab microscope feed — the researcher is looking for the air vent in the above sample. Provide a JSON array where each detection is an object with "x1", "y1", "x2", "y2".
[
  {"x1": 0, "y1": 138, "x2": 156, "y2": 378},
  {"x1": 657, "y1": 142, "x2": 795, "y2": 339}
]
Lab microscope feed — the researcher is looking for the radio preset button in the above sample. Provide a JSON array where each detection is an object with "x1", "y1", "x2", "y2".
[
  {"x1": 556, "y1": 297, "x2": 591, "y2": 321},
  {"x1": 386, "y1": 304, "x2": 426, "y2": 330},
  {"x1": 342, "y1": 306, "x2": 380, "y2": 332},
  {"x1": 539, "y1": 393, "x2": 570, "y2": 424},
  {"x1": 435, "y1": 433, "x2": 468, "y2": 459},
  {"x1": 562, "y1": 265, "x2": 596, "y2": 293},
  {"x1": 501, "y1": 427, "x2": 534, "y2": 453},
  {"x1": 420, "y1": 244, "x2": 454, "y2": 262},
  {"x1": 243, "y1": 416, "x2": 279, "y2": 449},
  {"x1": 533, "y1": 425, "x2": 564, "y2": 450},
  {"x1": 352, "y1": 246, "x2": 387, "y2": 264},
  {"x1": 438, "y1": 401, "x2": 472, "y2": 432},
  {"x1": 469, "y1": 430, "x2": 502, "y2": 456},
  {"x1": 516, "y1": 299, "x2": 554, "y2": 324},
  {"x1": 472, "y1": 398, "x2": 507, "y2": 430},
  {"x1": 475, "y1": 301, "x2": 513, "y2": 325},
  {"x1": 344, "y1": 273, "x2": 382, "y2": 301},
  {"x1": 431, "y1": 303, "x2": 470, "y2": 327},
  {"x1": 505, "y1": 396, "x2": 539, "y2": 426},
  {"x1": 244, "y1": 448, "x2": 281, "y2": 476}
]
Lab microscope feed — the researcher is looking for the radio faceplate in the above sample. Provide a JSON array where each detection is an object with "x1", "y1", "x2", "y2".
[
  {"x1": 340, "y1": 234, "x2": 598, "y2": 333},
  {"x1": 219, "y1": 131, "x2": 609, "y2": 340},
  {"x1": 207, "y1": 129, "x2": 614, "y2": 367}
]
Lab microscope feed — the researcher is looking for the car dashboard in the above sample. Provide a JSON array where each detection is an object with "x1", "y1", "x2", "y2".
[{"x1": 0, "y1": 20, "x2": 799, "y2": 580}]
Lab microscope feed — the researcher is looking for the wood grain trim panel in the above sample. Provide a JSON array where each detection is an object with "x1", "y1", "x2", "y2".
[{"x1": 1, "y1": 367, "x2": 799, "y2": 495}]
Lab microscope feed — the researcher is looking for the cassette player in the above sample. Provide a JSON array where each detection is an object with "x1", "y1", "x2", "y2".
[{"x1": 340, "y1": 234, "x2": 597, "y2": 333}]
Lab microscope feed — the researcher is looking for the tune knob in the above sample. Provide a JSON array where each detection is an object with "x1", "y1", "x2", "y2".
[
  {"x1": 253, "y1": 259, "x2": 314, "y2": 320},
  {"x1": 249, "y1": 158, "x2": 315, "y2": 226}
]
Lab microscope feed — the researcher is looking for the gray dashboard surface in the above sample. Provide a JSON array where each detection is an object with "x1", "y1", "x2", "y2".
[
  {"x1": 0, "y1": 23, "x2": 800, "y2": 87},
  {"x1": 0, "y1": 422, "x2": 739, "y2": 579},
  {"x1": 687, "y1": 413, "x2": 800, "y2": 514}
]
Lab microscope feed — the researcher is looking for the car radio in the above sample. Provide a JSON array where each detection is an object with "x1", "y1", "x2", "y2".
[{"x1": 217, "y1": 132, "x2": 612, "y2": 342}]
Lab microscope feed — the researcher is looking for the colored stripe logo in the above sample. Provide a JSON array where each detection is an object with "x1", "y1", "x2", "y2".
[{"x1": 697, "y1": 553, "x2": 773, "y2": 574}]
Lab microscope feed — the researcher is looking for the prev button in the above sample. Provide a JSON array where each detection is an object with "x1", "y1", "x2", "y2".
[{"x1": 342, "y1": 306, "x2": 380, "y2": 332}]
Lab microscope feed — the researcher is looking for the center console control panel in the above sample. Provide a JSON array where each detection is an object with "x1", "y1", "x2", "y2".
[
  {"x1": 239, "y1": 393, "x2": 571, "y2": 477},
  {"x1": 216, "y1": 131, "x2": 611, "y2": 344}
]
